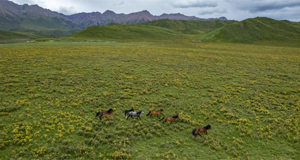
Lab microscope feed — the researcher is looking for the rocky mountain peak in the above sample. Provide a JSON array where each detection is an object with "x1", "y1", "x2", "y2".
[
  {"x1": 103, "y1": 10, "x2": 116, "y2": 16},
  {"x1": 0, "y1": 0, "x2": 228, "y2": 29}
]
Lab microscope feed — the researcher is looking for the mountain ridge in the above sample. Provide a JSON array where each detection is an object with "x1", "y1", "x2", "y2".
[
  {"x1": 64, "y1": 9, "x2": 227, "y2": 27},
  {"x1": 0, "y1": 0, "x2": 227, "y2": 34}
]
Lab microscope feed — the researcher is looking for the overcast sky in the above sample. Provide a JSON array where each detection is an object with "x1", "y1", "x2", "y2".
[{"x1": 10, "y1": 0, "x2": 300, "y2": 21}]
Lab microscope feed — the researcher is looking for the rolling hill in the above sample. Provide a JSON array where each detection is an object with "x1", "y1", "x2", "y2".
[
  {"x1": 198, "y1": 17, "x2": 300, "y2": 44},
  {"x1": 70, "y1": 17, "x2": 300, "y2": 46},
  {"x1": 70, "y1": 23, "x2": 184, "y2": 40},
  {"x1": 143, "y1": 19, "x2": 236, "y2": 34},
  {"x1": 0, "y1": 29, "x2": 49, "y2": 43}
]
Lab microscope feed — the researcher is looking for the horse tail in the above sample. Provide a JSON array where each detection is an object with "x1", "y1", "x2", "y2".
[
  {"x1": 95, "y1": 112, "x2": 100, "y2": 117},
  {"x1": 192, "y1": 128, "x2": 196, "y2": 135},
  {"x1": 159, "y1": 117, "x2": 165, "y2": 121},
  {"x1": 93, "y1": 112, "x2": 99, "y2": 120},
  {"x1": 147, "y1": 111, "x2": 151, "y2": 116}
]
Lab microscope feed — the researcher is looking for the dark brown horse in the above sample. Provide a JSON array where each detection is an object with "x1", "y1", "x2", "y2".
[
  {"x1": 147, "y1": 109, "x2": 164, "y2": 118},
  {"x1": 94, "y1": 108, "x2": 114, "y2": 120},
  {"x1": 159, "y1": 115, "x2": 180, "y2": 124},
  {"x1": 192, "y1": 125, "x2": 211, "y2": 137}
]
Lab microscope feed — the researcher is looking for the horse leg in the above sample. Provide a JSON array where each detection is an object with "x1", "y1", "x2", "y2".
[
  {"x1": 198, "y1": 133, "x2": 201, "y2": 137},
  {"x1": 99, "y1": 115, "x2": 102, "y2": 120},
  {"x1": 138, "y1": 115, "x2": 141, "y2": 120},
  {"x1": 194, "y1": 132, "x2": 198, "y2": 137}
]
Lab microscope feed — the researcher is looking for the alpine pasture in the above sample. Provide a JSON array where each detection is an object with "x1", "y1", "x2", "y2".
[{"x1": 1, "y1": 18, "x2": 300, "y2": 159}]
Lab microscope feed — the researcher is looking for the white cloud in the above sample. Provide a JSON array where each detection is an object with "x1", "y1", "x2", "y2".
[{"x1": 171, "y1": 0, "x2": 218, "y2": 8}]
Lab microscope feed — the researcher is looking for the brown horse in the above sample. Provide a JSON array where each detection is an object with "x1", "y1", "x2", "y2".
[
  {"x1": 147, "y1": 109, "x2": 164, "y2": 118},
  {"x1": 159, "y1": 115, "x2": 180, "y2": 124},
  {"x1": 94, "y1": 108, "x2": 114, "y2": 120},
  {"x1": 192, "y1": 125, "x2": 211, "y2": 137}
]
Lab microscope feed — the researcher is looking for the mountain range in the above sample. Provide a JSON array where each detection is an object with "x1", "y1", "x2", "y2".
[{"x1": 0, "y1": 0, "x2": 227, "y2": 36}]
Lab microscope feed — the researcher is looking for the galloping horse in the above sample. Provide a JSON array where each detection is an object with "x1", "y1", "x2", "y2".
[
  {"x1": 147, "y1": 109, "x2": 164, "y2": 118},
  {"x1": 94, "y1": 108, "x2": 114, "y2": 120},
  {"x1": 124, "y1": 108, "x2": 134, "y2": 117},
  {"x1": 126, "y1": 111, "x2": 144, "y2": 120},
  {"x1": 159, "y1": 115, "x2": 180, "y2": 124},
  {"x1": 192, "y1": 125, "x2": 211, "y2": 137}
]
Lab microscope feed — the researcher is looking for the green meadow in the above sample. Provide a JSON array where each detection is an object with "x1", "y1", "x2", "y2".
[{"x1": 0, "y1": 17, "x2": 300, "y2": 159}]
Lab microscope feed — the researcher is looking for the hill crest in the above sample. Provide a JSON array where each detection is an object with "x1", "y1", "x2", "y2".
[{"x1": 198, "y1": 17, "x2": 300, "y2": 44}]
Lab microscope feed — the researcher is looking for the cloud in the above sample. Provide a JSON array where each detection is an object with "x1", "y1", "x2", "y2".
[
  {"x1": 249, "y1": 1, "x2": 300, "y2": 13},
  {"x1": 226, "y1": 0, "x2": 300, "y2": 13},
  {"x1": 58, "y1": 6, "x2": 75, "y2": 15},
  {"x1": 199, "y1": 9, "x2": 227, "y2": 15},
  {"x1": 172, "y1": 0, "x2": 218, "y2": 8}
]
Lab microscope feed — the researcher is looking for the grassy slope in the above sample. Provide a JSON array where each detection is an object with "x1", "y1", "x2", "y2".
[
  {"x1": 70, "y1": 23, "x2": 185, "y2": 41},
  {"x1": 0, "y1": 41, "x2": 299, "y2": 159},
  {"x1": 199, "y1": 17, "x2": 300, "y2": 44},
  {"x1": 142, "y1": 19, "x2": 236, "y2": 34},
  {"x1": 70, "y1": 17, "x2": 300, "y2": 46},
  {"x1": 0, "y1": 29, "x2": 49, "y2": 43}
]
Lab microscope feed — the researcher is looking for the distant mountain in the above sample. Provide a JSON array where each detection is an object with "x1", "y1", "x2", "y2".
[
  {"x1": 64, "y1": 10, "x2": 227, "y2": 28},
  {"x1": 0, "y1": 0, "x2": 227, "y2": 36},
  {"x1": 0, "y1": 0, "x2": 81, "y2": 36}
]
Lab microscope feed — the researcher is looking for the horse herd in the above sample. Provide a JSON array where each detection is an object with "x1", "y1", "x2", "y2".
[{"x1": 94, "y1": 108, "x2": 211, "y2": 137}]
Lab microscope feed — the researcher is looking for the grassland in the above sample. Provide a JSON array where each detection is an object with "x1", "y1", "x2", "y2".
[
  {"x1": 0, "y1": 39, "x2": 300, "y2": 159},
  {"x1": 0, "y1": 29, "x2": 50, "y2": 44}
]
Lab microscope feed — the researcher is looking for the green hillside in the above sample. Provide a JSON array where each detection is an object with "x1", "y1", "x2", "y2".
[
  {"x1": 70, "y1": 17, "x2": 300, "y2": 46},
  {"x1": 143, "y1": 19, "x2": 236, "y2": 34},
  {"x1": 199, "y1": 17, "x2": 300, "y2": 44},
  {"x1": 70, "y1": 23, "x2": 184, "y2": 40},
  {"x1": 0, "y1": 29, "x2": 49, "y2": 43}
]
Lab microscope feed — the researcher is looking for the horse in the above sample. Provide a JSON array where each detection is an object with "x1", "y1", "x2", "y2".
[
  {"x1": 159, "y1": 115, "x2": 180, "y2": 124},
  {"x1": 146, "y1": 109, "x2": 164, "y2": 118},
  {"x1": 94, "y1": 108, "x2": 114, "y2": 120},
  {"x1": 124, "y1": 108, "x2": 134, "y2": 117},
  {"x1": 126, "y1": 110, "x2": 144, "y2": 120},
  {"x1": 192, "y1": 125, "x2": 211, "y2": 137}
]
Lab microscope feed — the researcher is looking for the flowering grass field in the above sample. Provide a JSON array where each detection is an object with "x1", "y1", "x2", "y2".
[{"x1": 0, "y1": 41, "x2": 299, "y2": 159}]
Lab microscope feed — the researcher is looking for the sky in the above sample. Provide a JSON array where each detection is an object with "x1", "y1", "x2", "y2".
[{"x1": 10, "y1": 0, "x2": 300, "y2": 21}]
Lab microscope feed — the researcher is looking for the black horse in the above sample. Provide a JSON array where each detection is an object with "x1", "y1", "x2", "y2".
[{"x1": 124, "y1": 108, "x2": 134, "y2": 117}]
